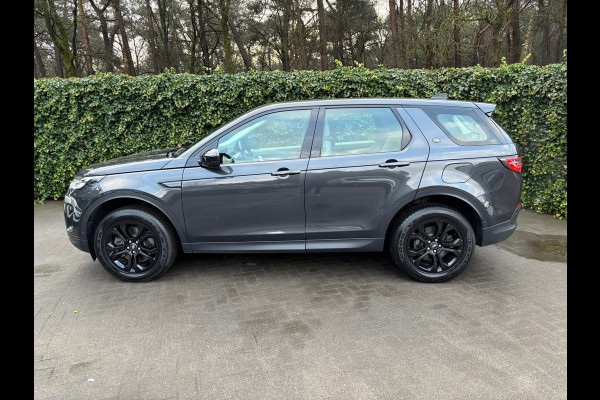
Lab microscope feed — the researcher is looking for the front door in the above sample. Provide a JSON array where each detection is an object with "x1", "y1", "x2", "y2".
[{"x1": 181, "y1": 108, "x2": 317, "y2": 252}]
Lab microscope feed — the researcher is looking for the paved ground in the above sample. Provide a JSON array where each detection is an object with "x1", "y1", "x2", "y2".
[{"x1": 34, "y1": 201, "x2": 567, "y2": 400}]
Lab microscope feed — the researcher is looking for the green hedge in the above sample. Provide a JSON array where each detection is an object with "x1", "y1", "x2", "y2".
[{"x1": 34, "y1": 62, "x2": 567, "y2": 218}]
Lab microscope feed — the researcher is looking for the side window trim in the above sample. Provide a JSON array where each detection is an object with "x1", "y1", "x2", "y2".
[
  {"x1": 186, "y1": 107, "x2": 318, "y2": 167},
  {"x1": 309, "y1": 105, "x2": 412, "y2": 158}
]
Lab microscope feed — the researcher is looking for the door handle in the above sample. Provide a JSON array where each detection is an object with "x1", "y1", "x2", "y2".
[
  {"x1": 271, "y1": 169, "x2": 301, "y2": 176},
  {"x1": 379, "y1": 160, "x2": 410, "y2": 168}
]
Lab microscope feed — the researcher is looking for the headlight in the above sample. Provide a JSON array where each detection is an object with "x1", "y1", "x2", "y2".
[{"x1": 68, "y1": 176, "x2": 100, "y2": 190}]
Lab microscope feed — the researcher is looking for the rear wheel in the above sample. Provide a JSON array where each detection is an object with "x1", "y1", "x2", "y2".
[
  {"x1": 94, "y1": 206, "x2": 178, "y2": 282},
  {"x1": 390, "y1": 205, "x2": 475, "y2": 283}
]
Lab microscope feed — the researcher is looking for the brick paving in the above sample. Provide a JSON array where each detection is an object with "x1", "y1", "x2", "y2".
[{"x1": 34, "y1": 201, "x2": 567, "y2": 399}]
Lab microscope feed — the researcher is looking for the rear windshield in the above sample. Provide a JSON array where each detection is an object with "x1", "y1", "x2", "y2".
[{"x1": 421, "y1": 107, "x2": 500, "y2": 145}]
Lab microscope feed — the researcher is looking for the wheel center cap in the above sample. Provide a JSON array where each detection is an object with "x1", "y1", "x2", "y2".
[
  {"x1": 431, "y1": 242, "x2": 439, "y2": 249},
  {"x1": 130, "y1": 244, "x2": 137, "y2": 250}
]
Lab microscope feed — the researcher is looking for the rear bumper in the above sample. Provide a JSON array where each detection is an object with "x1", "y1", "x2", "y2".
[{"x1": 480, "y1": 205, "x2": 521, "y2": 246}]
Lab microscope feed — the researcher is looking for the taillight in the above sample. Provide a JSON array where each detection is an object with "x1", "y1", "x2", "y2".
[{"x1": 499, "y1": 156, "x2": 522, "y2": 173}]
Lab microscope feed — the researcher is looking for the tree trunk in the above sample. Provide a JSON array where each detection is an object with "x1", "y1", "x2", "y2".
[
  {"x1": 398, "y1": 0, "x2": 406, "y2": 68},
  {"x1": 551, "y1": 0, "x2": 567, "y2": 62},
  {"x1": 538, "y1": 0, "x2": 551, "y2": 64},
  {"x1": 554, "y1": 0, "x2": 566, "y2": 61},
  {"x1": 197, "y1": 0, "x2": 211, "y2": 70},
  {"x1": 228, "y1": 15, "x2": 252, "y2": 71},
  {"x1": 317, "y1": 0, "x2": 328, "y2": 70},
  {"x1": 39, "y1": 0, "x2": 79, "y2": 77},
  {"x1": 77, "y1": 0, "x2": 95, "y2": 75},
  {"x1": 146, "y1": 0, "x2": 160, "y2": 74},
  {"x1": 453, "y1": 0, "x2": 461, "y2": 67},
  {"x1": 389, "y1": 0, "x2": 399, "y2": 68},
  {"x1": 406, "y1": 0, "x2": 412, "y2": 68},
  {"x1": 54, "y1": 45, "x2": 65, "y2": 78},
  {"x1": 424, "y1": 0, "x2": 433, "y2": 68},
  {"x1": 112, "y1": 0, "x2": 136, "y2": 75},
  {"x1": 220, "y1": 0, "x2": 234, "y2": 73},
  {"x1": 522, "y1": 7, "x2": 535, "y2": 63},
  {"x1": 507, "y1": 0, "x2": 521, "y2": 63},
  {"x1": 280, "y1": 0, "x2": 292, "y2": 71},
  {"x1": 34, "y1": 39, "x2": 48, "y2": 78},
  {"x1": 157, "y1": 0, "x2": 173, "y2": 69},
  {"x1": 294, "y1": 0, "x2": 308, "y2": 70},
  {"x1": 89, "y1": 0, "x2": 115, "y2": 72}
]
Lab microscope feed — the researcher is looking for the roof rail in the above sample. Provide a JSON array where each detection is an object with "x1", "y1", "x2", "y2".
[{"x1": 430, "y1": 93, "x2": 447, "y2": 100}]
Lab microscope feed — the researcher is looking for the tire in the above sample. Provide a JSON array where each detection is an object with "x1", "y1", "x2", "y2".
[
  {"x1": 94, "y1": 206, "x2": 178, "y2": 282},
  {"x1": 390, "y1": 204, "x2": 475, "y2": 283}
]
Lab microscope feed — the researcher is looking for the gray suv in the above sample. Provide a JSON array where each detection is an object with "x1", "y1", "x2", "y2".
[{"x1": 64, "y1": 98, "x2": 522, "y2": 283}]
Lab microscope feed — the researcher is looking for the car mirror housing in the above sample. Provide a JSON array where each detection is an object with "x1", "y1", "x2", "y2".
[{"x1": 200, "y1": 148, "x2": 221, "y2": 168}]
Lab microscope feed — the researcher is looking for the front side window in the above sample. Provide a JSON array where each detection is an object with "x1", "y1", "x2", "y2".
[
  {"x1": 217, "y1": 109, "x2": 311, "y2": 164},
  {"x1": 421, "y1": 107, "x2": 500, "y2": 145},
  {"x1": 321, "y1": 108, "x2": 404, "y2": 157}
]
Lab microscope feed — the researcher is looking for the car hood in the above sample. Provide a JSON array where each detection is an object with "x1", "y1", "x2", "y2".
[{"x1": 78, "y1": 148, "x2": 179, "y2": 177}]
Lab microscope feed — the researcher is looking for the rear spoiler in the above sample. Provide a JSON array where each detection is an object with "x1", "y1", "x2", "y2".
[{"x1": 474, "y1": 102, "x2": 496, "y2": 116}]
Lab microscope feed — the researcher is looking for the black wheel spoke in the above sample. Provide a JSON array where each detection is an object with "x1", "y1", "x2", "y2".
[
  {"x1": 120, "y1": 223, "x2": 134, "y2": 240},
  {"x1": 437, "y1": 253, "x2": 451, "y2": 270},
  {"x1": 110, "y1": 227, "x2": 126, "y2": 242},
  {"x1": 429, "y1": 253, "x2": 439, "y2": 272},
  {"x1": 417, "y1": 223, "x2": 431, "y2": 240},
  {"x1": 447, "y1": 238, "x2": 463, "y2": 248},
  {"x1": 434, "y1": 221, "x2": 444, "y2": 237},
  {"x1": 108, "y1": 249, "x2": 128, "y2": 261},
  {"x1": 439, "y1": 222, "x2": 453, "y2": 239},
  {"x1": 138, "y1": 249, "x2": 156, "y2": 262},
  {"x1": 140, "y1": 245, "x2": 158, "y2": 256},
  {"x1": 408, "y1": 247, "x2": 426, "y2": 257},
  {"x1": 414, "y1": 251, "x2": 429, "y2": 266},
  {"x1": 441, "y1": 247, "x2": 461, "y2": 255},
  {"x1": 130, "y1": 253, "x2": 141, "y2": 272}
]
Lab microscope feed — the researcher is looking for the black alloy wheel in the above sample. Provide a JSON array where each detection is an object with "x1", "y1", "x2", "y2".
[
  {"x1": 103, "y1": 220, "x2": 160, "y2": 274},
  {"x1": 94, "y1": 206, "x2": 178, "y2": 282},
  {"x1": 390, "y1": 204, "x2": 475, "y2": 283}
]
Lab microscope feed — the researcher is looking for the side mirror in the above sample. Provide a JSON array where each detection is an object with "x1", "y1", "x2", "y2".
[{"x1": 200, "y1": 148, "x2": 220, "y2": 168}]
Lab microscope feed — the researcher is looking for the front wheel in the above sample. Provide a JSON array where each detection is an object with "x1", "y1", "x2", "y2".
[
  {"x1": 390, "y1": 205, "x2": 476, "y2": 283},
  {"x1": 94, "y1": 206, "x2": 178, "y2": 282}
]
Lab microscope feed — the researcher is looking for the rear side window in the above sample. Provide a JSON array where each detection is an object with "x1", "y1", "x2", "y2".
[
  {"x1": 321, "y1": 107, "x2": 404, "y2": 157},
  {"x1": 421, "y1": 107, "x2": 500, "y2": 145}
]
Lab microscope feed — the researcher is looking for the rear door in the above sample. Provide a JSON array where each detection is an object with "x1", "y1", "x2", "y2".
[{"x1": 304, "y1": 106, "x2": 430, "y2": 252}]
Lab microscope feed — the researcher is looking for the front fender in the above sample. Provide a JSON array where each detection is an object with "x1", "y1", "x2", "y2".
[{"x1": 81, "y1": 169, "x2": 189, "y2": 255}]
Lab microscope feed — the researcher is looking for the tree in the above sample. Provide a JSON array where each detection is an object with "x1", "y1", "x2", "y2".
[
  {"x1": 146, "y1": 0, "x2": 160, "y2": 73},
  {"x1": 77, "y1": 0, "x2": 95, "y2": 75},
  {"x1": 453, "y1": 0, "x2": 461, "y2": 67},
  {"x1": 34, "y1": 0, "x2": 79, "y2": 77},
  {"x1": 389, "y1": 0, "x2": 400, "y2": 68}
]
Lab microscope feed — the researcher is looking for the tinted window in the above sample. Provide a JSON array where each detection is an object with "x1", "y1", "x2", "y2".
[
  {"x1": 421, "y1": 107, "x2": 500, "y2": 145},
  {"x1": 320, "y1": 108, "x2": 404, "y2": 156},
  {"x1": 217, "y1": 109, "x2": 311, "y2": 164}
]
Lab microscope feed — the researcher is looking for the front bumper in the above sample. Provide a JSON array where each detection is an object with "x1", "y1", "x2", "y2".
[
  {"x1": 63, "y1": 175, "x2": 105, "y2": 255},
  {"x1": 480, "y1": 204, "x2": 521, "y2": 246},
  {"x1": 67, "y1": 233, "x2": 90, "y2": 253}
]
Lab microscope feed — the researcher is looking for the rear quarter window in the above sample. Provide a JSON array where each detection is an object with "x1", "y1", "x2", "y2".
[{"x1": 421, "y1": 107, "x2": 500, "y2": 145}]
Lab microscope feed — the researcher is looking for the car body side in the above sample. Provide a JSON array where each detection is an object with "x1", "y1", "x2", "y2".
[{"x1": 64, "y1": 98, "x2": 522, "y2": 260}]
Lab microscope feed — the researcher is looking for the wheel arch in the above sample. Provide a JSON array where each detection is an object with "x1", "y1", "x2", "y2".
[
  {"x1": 82, "y1": 191, "x2": 188, "y2": 260},
  {"x1": 383, "y1": 188, "x2": 489, "y2": 248}
]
